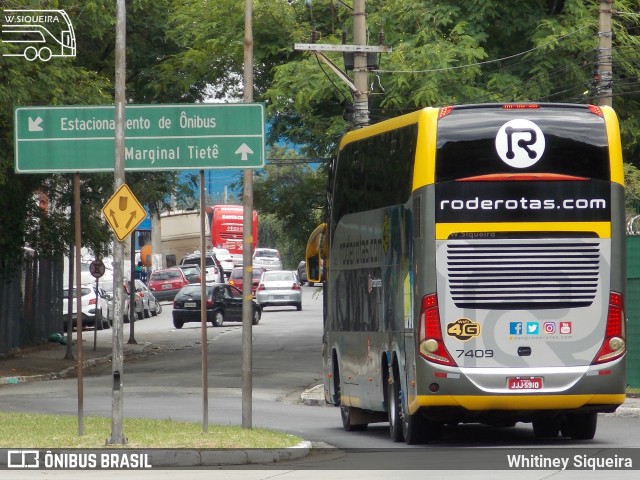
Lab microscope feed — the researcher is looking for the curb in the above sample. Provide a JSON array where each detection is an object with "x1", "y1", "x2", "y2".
[
  {"x1": 0, "y1": 345, "x2": 151, "y2": 386},
  {"x1": 0, "y1": 358, "x2": 106, "y2": 386},
  {"x1": 148, "y1": 442, "x2": 313, "y2": 467},
  {"x1": 300, "y1": 384, "x2": 326, "y2": 406}
]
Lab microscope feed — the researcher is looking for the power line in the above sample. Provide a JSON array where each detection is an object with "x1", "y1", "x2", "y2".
[
  {"x1": 266, "y1": 158, "x2": 328, "y2": 165},
  {"x1": 374, "y1": 25, "x2": 594, "y2": 75}
]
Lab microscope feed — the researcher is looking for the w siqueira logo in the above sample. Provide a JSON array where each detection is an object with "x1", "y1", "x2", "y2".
[{"x1": 2, "y1": 10, "x2": 76, "y2": 61}]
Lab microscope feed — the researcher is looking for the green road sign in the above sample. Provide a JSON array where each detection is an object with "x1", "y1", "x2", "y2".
[{"x1": 14, "y1": 103, "x2": 265, "y2": 173}]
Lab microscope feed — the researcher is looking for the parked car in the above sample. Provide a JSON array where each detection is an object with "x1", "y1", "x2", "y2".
[
  {"x1": 62, "y1": 284, "x2": 110, "y2": 330},
  {"x1": 180, "y1": 252, "x2": 223, "y2": 283},
  {"x1": 148, "y1": 267, "x2": 191, "y2": 301},
  {"x1": 172, "y1": 283, "x2": 261, "y2": 329},
  {"x1": 228, "y1": 266, "x2": 266, "y2": 296},
  {"x1": 212, "y1": 248, "x2": 234, "y2": 278},
  {"x1": 133, "y1": 279, "x2": 161, "y2": 318},
  {"x1": 102, "y1": 281, "x2": 143, "y2": 324},
  {"x1": 175, "y1": 263, "x2": 202, "y2": 283},
  {"x1": 252, "y1": 248, "x2": 283, "y2": 271},
  {"x1": 255, "y1": 270, "x2": 302, "y2": 311},
  {"x1": 297, "y1": 260, "x2": 307, "y2": 285}
]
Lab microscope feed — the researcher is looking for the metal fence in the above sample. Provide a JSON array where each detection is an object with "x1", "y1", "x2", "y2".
[{"x1": 0, "y1": 252, "x2": 63, "y2": 356}]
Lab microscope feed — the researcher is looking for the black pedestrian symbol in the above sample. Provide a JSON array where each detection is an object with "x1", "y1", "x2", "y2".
[{"x1": 505, "y1": 126, "x2": 537, "y2": 159}]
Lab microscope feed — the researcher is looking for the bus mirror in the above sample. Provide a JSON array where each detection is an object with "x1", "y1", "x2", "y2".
[{"x1": 306, "y1": 223, "x2": 326, "y2": 284}]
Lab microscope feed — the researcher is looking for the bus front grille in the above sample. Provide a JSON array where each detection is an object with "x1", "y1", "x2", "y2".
[{"x1": 446, "y1": 241, "x2": 600, "y2": 309}]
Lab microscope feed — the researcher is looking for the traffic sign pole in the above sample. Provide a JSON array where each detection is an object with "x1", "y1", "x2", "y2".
[
  {"x1": 74, "y1": 173, "x2": 84, "y2": 436},
  {"x1": 90, "y1": 259, "x2": 105, "y2": 352}
]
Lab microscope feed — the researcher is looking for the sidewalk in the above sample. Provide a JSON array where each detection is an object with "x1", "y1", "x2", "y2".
[
  {"x1": 1, "y1": 335, "x2": 640, "y2": 417},
  {"x1": 0, "y1": 334, "x2": 153, "y2": 385}
]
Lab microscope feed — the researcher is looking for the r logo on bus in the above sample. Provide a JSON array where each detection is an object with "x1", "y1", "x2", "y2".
[{"x1": 495, "y1": 119, "x2": 545, "y2": 169}]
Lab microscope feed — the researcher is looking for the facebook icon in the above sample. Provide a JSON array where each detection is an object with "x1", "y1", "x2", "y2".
[{"x1": 510, "y1": 322, "x2": 523, "y2": 335}]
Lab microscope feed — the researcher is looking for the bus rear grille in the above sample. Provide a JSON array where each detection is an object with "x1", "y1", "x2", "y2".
[{"x1": 446, "y1": 241, "x2": 600, "y2": 309}]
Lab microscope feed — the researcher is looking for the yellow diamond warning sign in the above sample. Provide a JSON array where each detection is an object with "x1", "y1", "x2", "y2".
[{"x1": 102, "y1": 184, "x2": 146, "y2": 241}]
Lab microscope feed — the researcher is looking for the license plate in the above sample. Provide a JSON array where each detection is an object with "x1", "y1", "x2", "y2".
[
  {"x1": 184, "y1": 302, "x2": 196, "y2": 308},
  {"x1": 269, "y1": 295, "x2": 285, "y2": 301},
  {"x1": 162, "y1": 284, "x2": 171, "y2": 290},
  {"x1": 508, "y1": 377, "x2": 543, "y2": 390}
]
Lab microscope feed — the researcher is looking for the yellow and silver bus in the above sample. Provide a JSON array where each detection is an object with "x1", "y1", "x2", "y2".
[{"x1": 308, "y1": 103, "x2": 626, "y2": 443}]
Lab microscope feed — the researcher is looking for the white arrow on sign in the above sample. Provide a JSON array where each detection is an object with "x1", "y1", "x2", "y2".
[
  {"x1": 28, "y1": 116, "x2": 44, "y2": 132},
  {"x1": 234, "y1": 143, "x2": 254, "y2": 161}
]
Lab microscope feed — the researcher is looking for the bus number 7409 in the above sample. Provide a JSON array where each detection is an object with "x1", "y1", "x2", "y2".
[{"x1": 456, "y1": 349, "x2": 494, "y2": 358}]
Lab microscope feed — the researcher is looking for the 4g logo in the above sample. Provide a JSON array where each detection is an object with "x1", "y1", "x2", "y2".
[{"x1": 447, "y1": 318, "x2": 481, "y2": 341}]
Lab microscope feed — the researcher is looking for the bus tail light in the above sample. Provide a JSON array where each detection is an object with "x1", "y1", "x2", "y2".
[
  {"x1": 502, "y1": 104, "x2": 540, "y2": 110},
  {"x1": 588, "y1": 105, "x2": 604, "y2": 117},
  {"x1": 438, "y1": 106, "x2": 453, "y2": 119},
  {"x1": 418, "y1": 294, "x2": 456, "y2": 366},
  {"x1": 592, "y1": 291, "x2": 626, "y2": 364}
]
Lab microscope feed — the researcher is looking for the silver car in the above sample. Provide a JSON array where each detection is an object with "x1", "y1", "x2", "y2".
[
  {"x1": 255, "y1": 270, "x2": 302, "y2": 311},
  {"x1": 134, "y1": 279, "x2": 161, "y2": 318},
  {"x1": 252, "y1": 248, "x2": 283, "y2": 271}
]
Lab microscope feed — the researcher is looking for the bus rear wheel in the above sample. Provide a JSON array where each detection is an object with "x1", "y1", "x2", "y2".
[
  {"x1": 387, "y1": 371, "x2": 404, "y2": 442},
  {"x1": 561, "y1": 413, "x2": 597, "y2": 440},
  {"x1": 532, "y1": 417, "x2": 561, "y2": 438}
]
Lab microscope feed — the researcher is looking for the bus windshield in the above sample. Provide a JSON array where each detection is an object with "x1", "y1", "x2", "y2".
[{"x1": 436, "y1": 106, "x2": 610, "y2": 181}]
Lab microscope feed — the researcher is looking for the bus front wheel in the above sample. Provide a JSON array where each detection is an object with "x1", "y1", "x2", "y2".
[
  {"x1": 340, "y1": 404, "x2": 367, "y2": 432},
  {"x1": 337, "y1": 370, "x2": 366, "y2": 431}
]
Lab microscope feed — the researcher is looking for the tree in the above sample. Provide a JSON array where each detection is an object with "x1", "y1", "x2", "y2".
[{"x1": 250, "y1": 146, "x2": 326, "y2": 268}]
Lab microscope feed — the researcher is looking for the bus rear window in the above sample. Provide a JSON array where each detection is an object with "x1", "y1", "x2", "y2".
[{"x1": 435, "y1": 106, "x2": 610, "y2": 182}]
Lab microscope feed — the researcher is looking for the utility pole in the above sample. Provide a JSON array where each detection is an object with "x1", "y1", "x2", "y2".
[
  {"x1": 242, "y1": 0, "x2": 254, "y2": 430},
  {"x1": 294, "y1": 0, "x2": 390, "y2": 127},
  {"x1": 352, "y1": 0, "x2": 369, "y2": 126},
  {"x1": 598, "y1": 0, "x2": 613, "y2": 107},
  {"x1": 107, "y1": 0, "x2": 127, "y2": 445}
]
